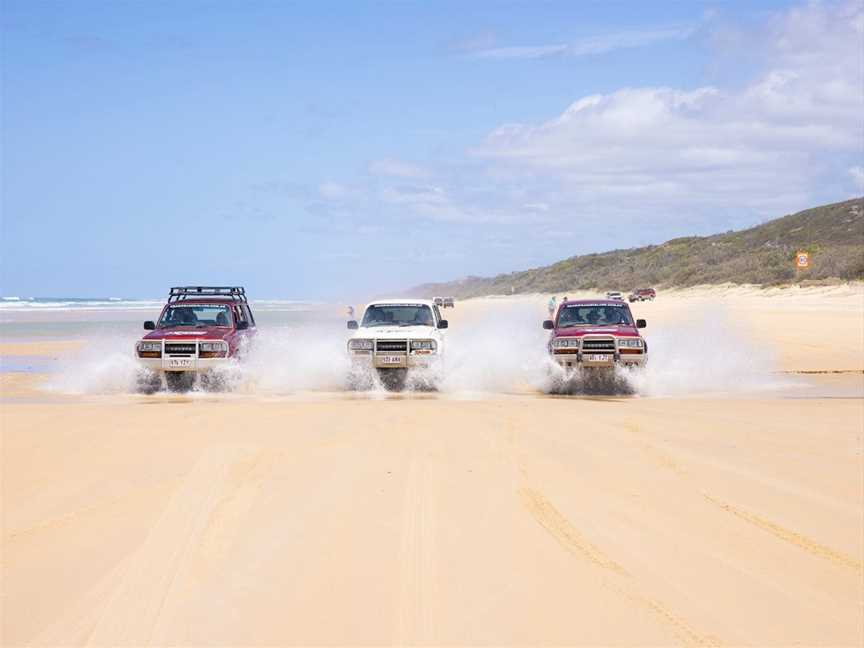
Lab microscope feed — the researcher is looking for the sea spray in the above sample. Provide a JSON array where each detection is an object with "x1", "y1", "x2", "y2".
[
  {"x1": 438, "y1": 301, "x2": 551, "y2": 394},
  {"x1": 42, "y1": 301, "x2": 792, "y2": 398},
  {"x1": 45, "y1": 333, "x2": 144, "y2": 394},
  {"x1": 625, "y1": 307, "x2": 792, "y2": 397}
]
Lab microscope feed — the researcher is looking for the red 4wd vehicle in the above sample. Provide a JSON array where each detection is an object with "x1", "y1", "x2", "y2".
[
  {"x1": 628, "y1": 288, "x2": 656, "y2": 302},
  {"x1": 135, "y1": 286, "x2": 256, "y2": 392},
  {"x1": 543, "y1": 299, "x2": 647, "y2": 370}
]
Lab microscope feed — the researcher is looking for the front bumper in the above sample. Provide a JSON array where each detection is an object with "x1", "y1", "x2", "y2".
[
  {"x1": 349, "y1": 351, "x2": 440, "y2": 371},
  {"x1": 136, "y1": 339, "x2": 232, "y2": 372},
  {"x1": 551, "y1": 350, "x2": 646, "y2": 369},
  {"x1": 137, "y1": 356, "x2": 232, "y2": 372}
]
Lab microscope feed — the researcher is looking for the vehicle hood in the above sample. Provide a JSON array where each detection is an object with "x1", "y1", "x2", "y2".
[
  {"x1": 142, "y1": 327, "x2": 232, "y2": 341},
  {"x1": 353, "y1": 325, "x2": 438, "y2": 339},
  {"x1": 553, "y1": 326, "x2": 641, "y2": 338}
]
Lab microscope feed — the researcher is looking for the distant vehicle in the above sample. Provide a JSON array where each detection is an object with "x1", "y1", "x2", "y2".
[
  {"x1": 543, "y1": 298, "x2": 647, "y2": 370},
  {"x1": 433, "y1": 297, "x2": 444, "y2": 307},
  {"x1": 443, "y1": 297, "x2": 455, "y2": 308},
  {"x1": 628, "y1": 288, "x2": 656, "y2": 303},
  {"x1": 135, "y1": 286, "x2": 256, "y2": 392},
  {"x1": 346, "y1": 298, "x2": 447, "y2": 390},
  {"x1": 605, "y1": 291, "x2": 625, "y2": 301}
]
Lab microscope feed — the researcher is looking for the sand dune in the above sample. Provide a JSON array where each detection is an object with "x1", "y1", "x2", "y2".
[{"x1": 1, "y1": 286, "x2": 862, "y2": 646}]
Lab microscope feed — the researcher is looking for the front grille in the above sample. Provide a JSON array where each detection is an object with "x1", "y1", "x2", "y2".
[
  {"x1": 165, "y1": 343, "x2": 196, "y2": 355},
  {"x1": 581, "y1": 338, "x2": 615, "y2": 352},
  {"x1": 376, "y1": 340, "x2": 407, "y2": 352}
]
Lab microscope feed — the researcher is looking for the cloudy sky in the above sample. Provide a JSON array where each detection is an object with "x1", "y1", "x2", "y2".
[{"x1": 2, "y1": 0, "x2": 862, "y2": 298}]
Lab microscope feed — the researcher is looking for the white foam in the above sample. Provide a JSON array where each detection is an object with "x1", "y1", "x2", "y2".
[
  {"x1": 626, "y1": 308, "x2": 793, "y2": 397},
  {"x1": 238, "y1": 326, "x2": 350, "y2": 393},
  {"x1": 41, "y1": 303, "x2": 792, "y2": 398},
  {"x1": 439, "y1": 303, "x2": 551, "y2": 394},
  {"x1": 45, "y1": 334, "x2": 145, "y2": 394}
]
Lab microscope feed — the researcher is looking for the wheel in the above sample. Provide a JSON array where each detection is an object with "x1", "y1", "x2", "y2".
[
  {"x1": 377, "y1": 368, "x2": 407, "y2": 391},
  {"x1": 135, "y1": 370, "x2": 162, "y2": 394},
  {"x1": 199, "y1": 370, "x2": 227, "y2": 392},
  {"x1": 165, "y1": 371, "x2": 195, "y2": 392}
]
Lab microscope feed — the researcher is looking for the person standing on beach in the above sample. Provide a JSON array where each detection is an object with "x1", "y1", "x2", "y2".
[
  {"x1": 347, "y1": 305, "x2": 355, "y2": 320},
  {"x1": 547, "y1": 296, "x2": 557, "y2": 319}
]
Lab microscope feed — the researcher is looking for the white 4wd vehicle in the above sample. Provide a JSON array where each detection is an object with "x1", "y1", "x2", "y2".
[{"x1": 346, "y1": 299, "x2": 448, "y2": 390}]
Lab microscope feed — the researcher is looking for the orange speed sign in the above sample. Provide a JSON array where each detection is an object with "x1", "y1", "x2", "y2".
[{"x1": 796, "y1": 251, "x2": 810, "y2": 268}]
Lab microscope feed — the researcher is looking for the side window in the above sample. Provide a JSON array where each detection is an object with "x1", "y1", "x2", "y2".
[
  {"x1": 242, "y1": 305, "x2": 255, "y2": 326},
  {"x1": 233, "y1": 306, "x2": 246, "y2": 327},
  {"x1": 433, "y1": 305, "x2": 443, "y2": 324}
]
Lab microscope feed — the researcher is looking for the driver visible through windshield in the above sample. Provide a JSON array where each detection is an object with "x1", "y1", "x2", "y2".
[
  {"x1": 557, "y1": 304, "x2": 633, "y2": 327},
  {"x1": 362, "y1": 304, "x2": 434, "y2": 327},
  {"x1": 158, "y1": 304, "x2": 233, "y2": 328}
]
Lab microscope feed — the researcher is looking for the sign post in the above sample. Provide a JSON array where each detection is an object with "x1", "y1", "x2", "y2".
[{"x1": 795, "y1": 251, "x2": 810, "y2": 270}]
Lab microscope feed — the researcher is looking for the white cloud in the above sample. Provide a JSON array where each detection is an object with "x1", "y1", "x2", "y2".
[
  {"x1": 473, "y1": 44, "x2": 568, "y2": 60},
  {"x1": 322, "y1": 1, "x2": 861, "y2": 231},
  {"x1": 523, "y1": 202, "x2": 550, "y2": 212},
  {"x1": 318, "y1": 182, "x2": 347, "y2": 199},
  {"x1": 368, "y1": 158, "x2": 430, "y2": 179},
  {"x1": 467, "y1": 1, "x2": 863, "y2": 219},
  {"x1": 471, "y1": 24, "x2": 696, "y2": 60},
  {"x1": 380, "y1": 184, "x2": 446, "y2": 206}
]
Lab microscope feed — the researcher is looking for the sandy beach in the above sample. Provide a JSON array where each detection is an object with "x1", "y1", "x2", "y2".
[{"x1": 2, "y1": 286, "x2": 863, "y2": 646}]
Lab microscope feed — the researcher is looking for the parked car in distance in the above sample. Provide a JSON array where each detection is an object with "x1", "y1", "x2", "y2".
[
  {"x1": 443, "y1": 297, "x2": 455, "y2": 308},
  {"x1": 605, "y1": 291, "x2": 625, "y2": 301},
  {"x1": 628, "y1": 288, "x2": 656, "y2": 302}
]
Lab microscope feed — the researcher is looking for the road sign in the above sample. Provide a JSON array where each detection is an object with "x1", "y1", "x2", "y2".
[{"x1": 796, "y1": 251, "x2": 810, "y2": 268}]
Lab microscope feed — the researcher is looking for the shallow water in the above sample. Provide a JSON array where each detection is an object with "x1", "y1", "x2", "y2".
[{"x1": 4, "y1": 300, "x2": 857, "y2": 401}]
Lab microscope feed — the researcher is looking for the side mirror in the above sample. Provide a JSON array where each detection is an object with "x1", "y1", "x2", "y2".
[
  {"x1": 347, "y1": 320, "x2": 358, "y2": 330},
  {"x1": 144, "y1": 321, "x2": 156, "y2": 330},
  {"x1": 236, "y1": 320, "x2": 250, "y2": 331},
  {"x1": 636, "y1": 319, "x2": 647, "y2": 329},
  {"x1": 543, "y1": 320, "x2": 554, "y2": 330},
  {"x1": 437, "y1": 320, "x2": 448, "y2": 329}
]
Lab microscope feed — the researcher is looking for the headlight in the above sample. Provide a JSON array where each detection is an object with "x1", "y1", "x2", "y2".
[
  {"x1": 410, "y1": 339, "x2": 437, "y2": 352},
  {"x1": 199, "y1": 341, "x2": 229, "y2": 358},
  {"x1": 348, "y1": 339, "x2": 373, "y2": 351},
  {"x1": 138, "y1": 341, "x2": 161, "y2": 352},
  {"x1": 617, "y1": 338, "x2": 644, "y2": 348},
  {"x1": 552, "y1": 338, "x2": 580, "y2": 348},
  {"x1": 200, "y1": 341, "x2": 228, "y2": 353}
]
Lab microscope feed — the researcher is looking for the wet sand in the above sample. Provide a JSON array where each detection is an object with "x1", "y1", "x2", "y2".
[{"x1": 2, "y1": 286, "x2": 863, "y2": 646}]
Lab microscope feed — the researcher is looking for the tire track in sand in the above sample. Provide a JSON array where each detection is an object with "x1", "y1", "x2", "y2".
[
  {"x1": 703, "y1": 494, "x2": 864, "y2": 572},
  {"x1": 519, "y1": 487, "x2": 627, "y2": 575},
  {"x1": 52, "y1": 445, "x2": 270, "y2": 647},
  {"x1": 509, "y1": 428, "x2": 720, "y2": 647},
  {"x1": 621, "y1": 421, "x2": 863, "y2": 573},
  {"x1": 395, "y1": 437, "x2": 436, "y2": 646}
]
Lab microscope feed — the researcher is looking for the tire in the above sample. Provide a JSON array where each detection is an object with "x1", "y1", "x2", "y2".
[
  {"x1": 136, "y1": 370, "x2": 162, "y2": 394},
  {"x1": 199, "y1": 371, "x2": 226, "y2": 392},
  {"x1": 377, "y1": 368, "x2": 407, "y2": 391},
  {"x1": 165, "y1": 371, "x2": 195, "y2": 392}
]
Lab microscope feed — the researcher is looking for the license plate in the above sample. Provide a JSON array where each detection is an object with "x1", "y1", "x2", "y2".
[
  {"x1": 166, "y1": 358, "x2": 194, "y2": 369},
  {"x1": 585, "y1": 354, "x2": 612, "y2": 362},
  {"x1": 379, "y1": 355, "x2": 403, "y2": 365}
]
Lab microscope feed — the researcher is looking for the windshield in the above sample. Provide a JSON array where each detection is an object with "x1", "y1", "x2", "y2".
[
  {"x1": 557, "y1": 304, "x2": 633, "y2": 328},
  {"x1": 362, "y1": 304, "x2": 435, "y2": 327},
  {"x1": 158, "y1": 304, "x2": 233, "y2": 328}
]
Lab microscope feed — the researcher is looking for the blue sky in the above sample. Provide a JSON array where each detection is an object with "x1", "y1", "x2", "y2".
[{"x1": 2, "y1": 0, "x2": 862, "y2": 299}]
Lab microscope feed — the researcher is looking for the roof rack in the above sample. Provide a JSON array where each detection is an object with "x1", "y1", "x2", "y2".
[{"x1": 168, "y1": 286, "x2": 247, "y2": 304}]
